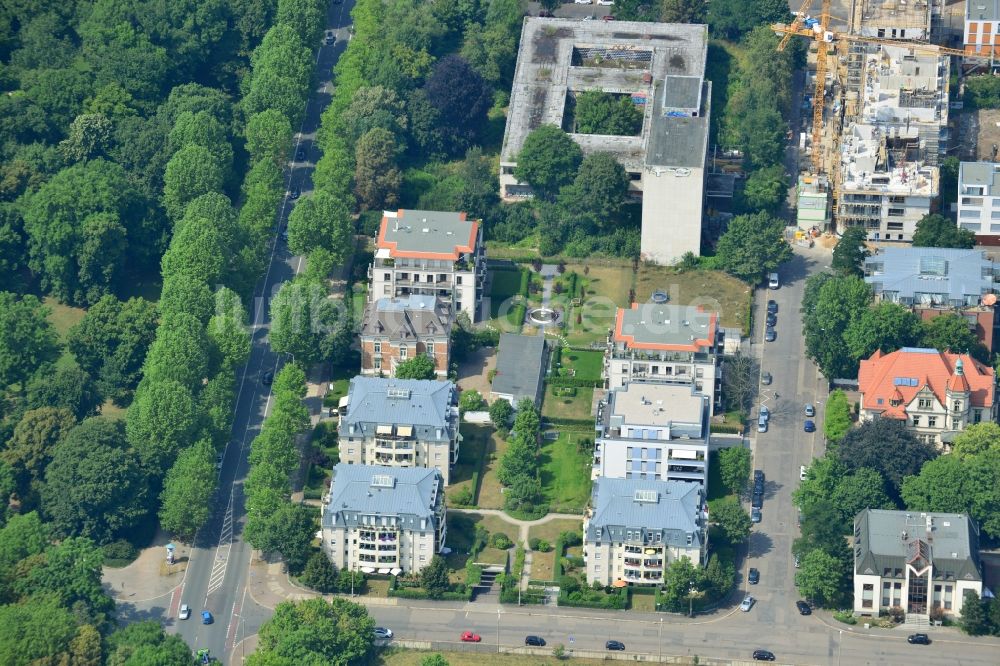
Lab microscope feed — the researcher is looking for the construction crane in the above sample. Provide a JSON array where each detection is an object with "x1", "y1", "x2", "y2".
[{"x1": 773, "y1": 1, "x2": 967, "y2": 174}]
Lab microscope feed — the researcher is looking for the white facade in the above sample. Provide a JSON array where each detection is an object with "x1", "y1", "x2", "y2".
[{"x1": 957, "y1": 161, "x2": 1000, "y2": 239}]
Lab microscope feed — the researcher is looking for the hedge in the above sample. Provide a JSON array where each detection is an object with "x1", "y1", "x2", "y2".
[
  {"x1": 542, "y1": 416, "x2": 596, "y2": 430},
  {"x1": 518, "y1": 268, "x2": 530, "y2": 298},
  {"x1": 558, "y1": 587, "x2": 628, "y2": 609},
  {"x1": 552, "y1": 536, "x2": 567, "y2": 578},
  {"x1": 389, "y1": 587, "x2": 472, "y2": 601},
  {"x1": 466, "y1": 562, "x2": 483, "y2": 587},
  {"x1": 546, "y1": 376, "x2": 603, "y2": 388},
  {"x1": 710, "y1": 423, "x2": 744, "y2": 434}
]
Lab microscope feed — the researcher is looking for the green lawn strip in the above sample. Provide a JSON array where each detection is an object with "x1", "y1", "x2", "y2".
[
  {"x1": 538, "y1": 432, "x2": 592, "y2": 513},
  {"x1": 447, "y1": 424, "x2": 490, "y2": 507},
  {"x1": 541, "y1": 386, "x2": 594, "y2": 422}
]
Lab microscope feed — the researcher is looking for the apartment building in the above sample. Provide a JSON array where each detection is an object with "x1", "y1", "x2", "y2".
[
  {"x1": 592, "y1": 382, "x2": 709, "y2": 486},
  {"x1": 369, "y1": 209, "x2": 485, "y2": 321},
  {"x1": 864, "y1": 246, "x2": 1000, "y2": 351},
  {"x1": 854, "y1": 509, "x2": 983, "y2": 619},
  {"x1": 605, "y1": 303, "x2": 721, "y2": 413},
  {"x1": 499, "y1": 19, "x2": 711, "y2": 265},
  {"x1": 964, "y1": 1, "x2": 1000, "y2": 58},
  {"x1": 837, "y1": 45, "x2": 948, "y2": 241},
  {"x1": 359, "y1": 296, "x2": 452, "y2": 378},
  {"x1": 858, "y1": 347, "x2": 997, "y2": 449},
  {"x1": 338, "y1": 377, "x2": 460, "y2": 485},
  {"x1": 321, "y1": 464, "x2": 446, "y2": 575},
  {"x1": 584, "y1": 477, "x2": 705, "y2": 587},
  {"x1": 957, "y1": 161, "x2": 1000, "y2": 244}
]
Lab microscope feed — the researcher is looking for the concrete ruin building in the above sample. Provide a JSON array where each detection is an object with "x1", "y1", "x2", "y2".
[
  {"x1": 499, "y1": 18, "x2": 711, "y2": 265},
  {"x1": 851, "y1": 0, "x2": 933, "y2": 41},
  {"x1": 836, "y1": 44, "x2": 949, "y2": 242}
]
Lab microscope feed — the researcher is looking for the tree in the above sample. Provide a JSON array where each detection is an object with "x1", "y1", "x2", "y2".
[
  {"x1": 710, "y1": 496, "x2": 752, "y2": 544},
  {"x1": 59, "y1": 113, "x2": 113, "y2": 161},
  {"x1": 421, "y1": 555, "x2": 452, "y2": 599},
  {"x1": 715, "y1": 211, "x2": 792, "y2": 284},
  {"x1": 960, "y1": 590, "x2": 991, "y2": 635},
  {"x1": 423, "y1": 55, "x2": 492, "y2": 155},
  {"x1": 287, "y1": 190, "x2": 353, "y2": 260},
  {"x1": 394, "y1": 355, "x2": 436, "y2": 380},
  {"x1": 67, "y1": 624, "x2": 102, "y2": 666},
  {"x1": 558, "y1": 152, "x2": 630, "y2": 224},
  {"x1": 14, "y1": 537, "x2": 114, "y2": 618},
  {"x1": 721, "y1": 352, "x2": 755, "y2": 413},
  {"x1": 162, "y1": 143, "x2": 225, "y2": 221},
  {"x1": 489, "y1": 399, "x2": 513, "y2": 428},
  {"x1": 831, "y1": 226, "x2": 869, "y2": 277},
  {"x1": 823, "y1": 390, "x2": 852, "y2": 443},
  {"x1": 717, "y1": 446, "x2": 752, "y2": 497},
  {"x1": 277, "y1": 0, "x2": 326, "y2": 43},
  {"x1": 707, "y1": 0, "x2": 790, "y2": 40},
  {"x1": 0, "y1": 597, "x2": 79, "y2": 666},
  {"x1": 158, "y1": 439, "x2": 218, "y2": 541},
  {"x1": 940, "y1": 156, "x2": 959, "y2": 206},
  {"x1": 844, "y1": 301, "x2": 923, "y2": 362},
  {"x1": 126, "y1": 379, "x2": 199, "y2": 473},
  {"x1": 4, "y1": 408, "x2": 77, "y2": 491},
  {"x1": 208, "y1": 287, "x2": 251, "y2": 371},
  {"x1": 25, "y1": 366, "x2": 102, "y2": 421},
  {"x1": 270, "y1": 278, "x2": 343, "y2": 366},
  {"x1": 338, "y1": 86, "x2": 409, "y2": 148},
  {"x1": 459, "y1": 390, "x2": 485, "y2": 412},
  {"x1": 249, "y1": 597, "x2": 375, "y2": 666},
  {"x1": 504, "y1": 472, "x2": 545, "y2": 515},
  {"x1": 142, "y1": 312, "x2": 211, "y2": 390},
  {"x1": 952, "y1": 422, "x2": 1000, "y2": 458},
  {"x1": 514, "y1": 125, "x2": 584, "y2": 199},
  {"x1": 740, "y1": 165, "x2": 787, "y2": 213},
  {"x1": 831, "y1": 468, "x2": 895, "y2": 519},
  {"x1": 0, "y1": 292, "x2": 60, "y2": 391},
  {"x1": 921, "y1": 313, "x2": 990, "y2": 363},
  {"x1": 659, "y1": 556, "x2": 702, "y2": 612},
  {"x1": 105, "y1": 620, "x2": 194, "y2": 666},
  {"x1": 246, "y1": 109, "x2": 293, "y2": 166},
  {"x1": 837, "y1": 418, "x2": 936, "y2": 493},
  {"x1": 573, "y1": 90, "x2": 643, "y2": 136},
  {"x1": 803, "y1": 275, "x2": 872, "y2": 379},
  {"x1": 354, "y1": 127, "x2": 401, "y2": 210},
  {"x1": 659, "y1": 0, "x2": 705, "y2": 22},
  {"x1": 245, "y1": 502, "x2": 316, "y2": 574},
  {"x1": 912, "y1": 213, "x2": 975, "y2": 249},
  {"x1": 795, "y1": 549, "x2": 847, "y2": 607},
  {"x1": 301, "y1": 551, "x2": 340, "y2": 593},
  {"x1": 42, "y1": 417, "x2": 149, "y2": 544}
]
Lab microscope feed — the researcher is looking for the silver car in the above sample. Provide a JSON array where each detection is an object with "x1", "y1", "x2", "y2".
[{"x1": 740, "y1": 595, "x2": 755, "y2": 612}]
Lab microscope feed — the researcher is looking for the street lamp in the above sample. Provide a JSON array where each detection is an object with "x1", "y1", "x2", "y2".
[
  {"x1": 496, "y1": 609, "x2": 501, "y2": 654},
  {"x1": 658, "y1": 617, "x2": 663, "y2": 660},
  {"x1": 837, "y1": 629, "x2": 843, "y2": 666}
]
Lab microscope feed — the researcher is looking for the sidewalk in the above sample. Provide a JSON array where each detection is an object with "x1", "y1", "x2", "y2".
[{"x1": 102, "y1": 529, "x2": 190, "y2": 604}]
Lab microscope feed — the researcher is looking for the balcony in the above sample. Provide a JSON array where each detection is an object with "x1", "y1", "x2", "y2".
[
  {"x1": 624, "y1": 558, "x2": 642, "y2": 567},
  {"x1": 643, "y1": 559, "x2": 663, "y2": 568},
  {"x1": 377, "y1": 555, "x2": 398, "y2": 564}
]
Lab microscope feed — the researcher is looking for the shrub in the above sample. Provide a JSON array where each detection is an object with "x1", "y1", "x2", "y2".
[
  {"x1": 833, "y1": 610, "x2": 857, "y2": 625},
  {"x1": 470, "y1": 525, "x2": 489, "y2": 559},
  {"x1": 459, "y1": 390, "x2": 485, "y2": 412},
  {"x1": 466, "y1": 562, "x2": 483, "y2": 587},
  {"x1": 102, "y1": 539, "x2": 138, "y2": 564},
  {"x1": 560, "y1": 530, "x2": 582, "y2": 547},
  {"x1": 886, "y1": 605, "x2": 905, "y2": 623},
  {"x1": 557, "y1": 575, "x2": 580, "y2": 593},
  {"x1": 529, "y1": 538, "x2": 552, "y2": 552},
  {"x1": 450, "y1": 486, "x2": 474, "y2": 507},
  {"x1": 490, "y1": 532, "x2": 512, "y2": 549}
]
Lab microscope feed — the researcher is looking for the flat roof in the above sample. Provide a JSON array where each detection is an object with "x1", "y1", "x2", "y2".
[
  {"x1": 613, "y1": 303, "x2": 717, "y2": 352},
  {"x1": 960, "y1": 161, "x2": 1000, "y2": 197},
  {"x1": 377, "y1": 209, "x2": 478, "y2": 260},
  {"x1": 611, "y1": 382, "x2": 705, "y2": 427},
  {"x1": 967, "y1": 0, "x2": 1000, "y2": 22},
  {"x1": 491, "y1": 333, "x2": 546, "y2": 402},
  {"x1": 500, "y1": 17, "x2": 708, "y2": 171},
  {"x1": 856, "y1": 0, "x2": 932, "y2": 32}
]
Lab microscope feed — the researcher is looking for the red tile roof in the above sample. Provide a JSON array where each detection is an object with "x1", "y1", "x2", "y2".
[{"x1": 858, "y1": 348, "x2": 995, "y2": 419}]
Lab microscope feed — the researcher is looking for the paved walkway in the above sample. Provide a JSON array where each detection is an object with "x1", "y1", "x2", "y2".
[{"x1": 102, "y1": 530, "x2": 190, "y2": 605}]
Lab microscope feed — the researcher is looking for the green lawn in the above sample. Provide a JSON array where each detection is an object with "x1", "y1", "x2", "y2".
[
  {"x1": 530, "y1": 550, "x2": 555, "y2": 581},
  {"x1": 350, "y1": 281, "x2": 368, "y2": 322},
  {"x1": 447, "y1": 423, "x2": 491, "y2": 507},
  {"x1": 538, "y1": 432, "x2": 592, "y2": 513},
  {"x1": 557, "y1": 349, "x2": 603, "y2": 382},
  {"x1": 528, "y1": 518, "x2": 583, "y2": 545},
  {"x1": 379, "y1": 650, "x2": 603, "y2": 666},
  {"x1": 634, "y1": 266, "x2": 752, "y2": 331},
  {"x1": 476, "y1": 428, "x2": 508, "y2": 510},
  {"x1": 540, "y1": 386, "x2": 594, "y2": 422},
  {"x1": 488, "y1": 268, "x2": 524, "y2": 318},
  {"x1": 44, "y1": 297, "x2": 86, "y2": 371}
]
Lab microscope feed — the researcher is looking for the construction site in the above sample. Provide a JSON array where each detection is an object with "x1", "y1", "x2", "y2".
[{"x1": 776, "y1": 0, "x2": 968, "y2": 242}]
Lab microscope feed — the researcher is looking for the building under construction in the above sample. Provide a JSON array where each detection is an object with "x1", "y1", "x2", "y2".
[{"x1": 850, "y1": 0, "x2": 933, "y2": 41}]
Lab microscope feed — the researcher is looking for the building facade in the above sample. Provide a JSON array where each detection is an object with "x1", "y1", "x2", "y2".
[
  {"x1": 338, "y1": 377, "x2": 460, "y2": 485},
  {"x1": 321, "y1": 464, "x2": 446, "y2": 575},
  {"x1": 360, "y1": 296, "x2": 452, "y2": 378},
  {"x1": 369, "y1": 209, "x2": 485, "y2": 321},
  {"x1": 957, "y1": 161, "x2": 1000, "y2": 244},
  {"x1": 858, "y1": 348, "x2": 997, "y2": 448},
  {"x1": 964, "y1": 1, "x2": 1000, "y2": 58},
  {"x1": 863, "y1": 246, "x2": 1000, "y2": 351},
  {"x1": 584, "y1": 477, "x2": 705, "y2": 587},
  {"x1": 853, "y1": 509, "x2": 983, "y2": 619},
  {"x1": 592, "y1": 383, "x2": 708, "y2": 486},
  {"x1": 605, "y1": 303, "x2": 721, "y2": 413}
]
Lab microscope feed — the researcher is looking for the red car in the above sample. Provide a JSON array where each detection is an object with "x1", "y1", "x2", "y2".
[{"x1": 461, "y1": 631, "x2": 482, "y2": 643}]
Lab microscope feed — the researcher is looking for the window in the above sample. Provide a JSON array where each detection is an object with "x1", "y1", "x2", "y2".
[
  {"x1": 330, "y1": 539, "x2": 337, "y2": 546},
  {"x1": 419, "y1": 555, "x2": 426, "y2": 562},
  {"x1": 374, "y1": 342, "x2": 381, "y2": 354},
  {"x1": 862, "y1": 583, "x2": 874, "y2": 609},
  {"x1": 456, "y1": 276, "x2": 462, "y2": 285},
  {"x1": 419, "y1": 543, "x2": 427, "y2": 550},
  {"x1": 374, "y1": 358, "x2": 381, "y2": 371},
  {"x1": 594, "y1": 552, "x2": 601, "y2": 560},
  {"x1": 348, "y1": 448, "x2": 355, "y2": 455},
  {"x1": 917, "y1": 398, "x2": 932, "y2": 409},
  {"x1": 887, "y1": 208, "x2": 905, "y2": 217},
  {"x1": 962, "y1": 197, "x2": 985, "y2": 206},
  {"x1": 400, "y1": 346, "x2": 408, "y2": 360},
  {"x1": 974, "y1": 409, "x2": 983, "y2": 423},
  {"x1": 928, "y1": 416, "x2": 937, "y2": 428},
  {"x1": 954, "y1": 400, "x2": 962, "y2": 412},
  {"x1": 384, "y1": 273, "x2": 391, "y2": 281},
  {"x1": 911, "y1": 416, "x2": 920, "y2": 427},
  {"x1": 882, "y1": 582, "x2": 891, "y2": 607},
  {"x1": 594, "y1": 565, "x2": 601, "y2": 572}
]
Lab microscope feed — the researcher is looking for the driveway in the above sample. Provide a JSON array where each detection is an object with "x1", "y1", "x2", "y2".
[{"x1": 455, "y1": 347, "x2": 496, "y2": 397}]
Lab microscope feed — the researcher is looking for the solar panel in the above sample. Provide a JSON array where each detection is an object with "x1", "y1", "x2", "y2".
[
  {"x1": 633, "y1": 489, "x2": 659, "y2": 503},
  {"x1": 387, "y1": 387, "x2": 411, "y2": 399},
  {"x1": 371, "y1": 474, "x2": 396, "y2": 489}
]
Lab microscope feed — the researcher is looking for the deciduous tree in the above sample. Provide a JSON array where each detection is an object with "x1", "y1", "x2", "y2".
[
  {"x1": 558, "y1": 152, "x2": 630, "y2": 225},
  {"x1": 423, "y1": 55, "x2": 492, "y2": 154},
  {"x1": 126, "y1": 379, "x2": 200, "y2": 474},
  {"x1": 245, "y1": 109, "x2": 293, "y2": 166},
  {"x1": 354, "y1": 127, "x2": 401, "y2": 210},
  {"x1": 514, "y1": 125, "x2": 583, "y2": 199},
  {"x1": 831, "y1": 226, "x2": 869, "y2": 277},
  {"x1": 248, "y1": 598, "x2": 375, "y2": 666},
  {"x1": 823, "y1": 390, "x2": 852, "y2": 443},
  {"x1": 920, "y1": 313, "x2": 990, "y2": 363},
  {"x1": 25, "y1": 366, "x2": 102, "y2": 421},
  {"x1": 0, "y1": 292, "x2": 59, "y2": 391},
  {"x1": 912, "y1": 213, "x2": 975, "y2": 249},
  {"x1": 710, "y1": 496, "x2": 752, "y2": 544},
  {"x1": 715, "y1": 211, "x2": 792, "y2": 284},
  {"x1": 421, "y1": 555, "x2": 451, "y2": 599},
  {"x1": 718, "y1": 446, "x2": 752, "y2": 497},
  {"x1": 394, "y1": 355, "x2": 436, "y2": 380},
  {"x1": 795, "y1": 549, "x2": 847, "y2": 608},
  {"x1": 802, "y1": 275, "x2": 872, "y2": 379},
  {"x1": 844, "y1": 301, "x2": 923, "y2": 362},
  {"x1": 573, "y1": 91, "x2": 643, "y2": 136},
  {"x1": 4, "y1": 408, "x2": 77, "y2": 490},
  {"x1": 287, "y1": 190, "x2": 353, "y2": 260},
  {"x1": 837, "y1": 418, "x2": 935, "y2": 493},
  {"x1": 740, "y1": 165, "x2": 787, "y2": 213},
  {"x1": 162, "y1": 143, "x2": 225, "y2": 221},
  {"x1": 158, "y1": 439, "x2": 218, "y2": 541}
]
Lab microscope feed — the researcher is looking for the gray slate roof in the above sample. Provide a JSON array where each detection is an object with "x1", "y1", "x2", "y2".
[
  {"x1": 864, "y1": 247, "x2": 997, "y2": 304},
  {"x1": 586, "y1": 477, "x2": 703, "y2": 548},
  {"x1": 322, "y1": 464, "x2": 441, "y2": 530},
  {"x1": 343, "y1": 377, "x2": 457, "y2": 442},
  {"x1": 491, "y1": 334, "x2": 546, "y2": 403},
  {"x1": 854, "y1": 509, "x2": 982, "y2": 582},
  {"x1": 360, "y1": 296, "x2": 452, "y2": 340},
  {"x1": 960, "y1": 161, "x2": 1000, "y2": 197}
]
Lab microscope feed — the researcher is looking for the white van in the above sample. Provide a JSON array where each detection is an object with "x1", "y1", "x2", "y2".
[{"x1": 768, "y1": 273, "x2": 780, "y2": 289}]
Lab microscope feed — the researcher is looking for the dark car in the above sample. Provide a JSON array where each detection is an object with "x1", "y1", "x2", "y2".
[
  {"x1": 766, "y1": 312, "x2": 777, "y2": 327},
  {"x1": 907, "y1": 633, "x2": 930, "y2": 645},
  {"x1": 751, "y1": 507, "x2": 762, "y2": 523},
  {"x1": 296, "y1": 147, "x2": 306, "y2": 161},
  {"x1": 606, "y1": 640, "x2": 625, "y2": 651},
  {"x1": 751, "y1": 492, "x2": 763, "y2": 509},
  {"x1": 262, "y1": 370, "x2": 274, "y2": 385},
  {"x1": 764, "y1": 327, "x2": 776, "y2": 342},
  {"x1": 525, "y1": 636, "x2": 546, "y2": 647},
  {"x1": 538, "y1": 10, "x2": 554, "y2": 16},
  {"x1": 804, "y1": 419, "x2": 816, "y2": 433},
  {"x1": 324, "y1": 29, "x2": 335, "y2": 45},
  {"x1": 752, "y1": 650, "x2": 775, "y2": 661},
  {"x1": 796, "y1": 600, "x2": 812, "y2": 616},
  {"x1": 754, "y1": 469, "x2": 764, "y2": 484},
  {"x1": 767, "y1": 300, "x2": 778, "y2": 314},
  {"x1": 761, "y1": 371, "x2": 772, "y2": 385},
  {"x1": 289, "y1": 187, "x2": 301, "y2": 199},
  {"x1": 201, "y1": 610, "x2": 214, "y2": 625},
  {"x1": 748, "y1": 568, "x2": 760, "y2": 585}
]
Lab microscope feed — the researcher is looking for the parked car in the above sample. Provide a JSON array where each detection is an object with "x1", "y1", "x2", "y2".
[
  {"x1": 759, "y1": 405, "x2": 770, "y2": 420},
  {"x1": 262, "y1": 370, "x2": 274, "y2": 385},
  {"x1": 597, "y1": 0, "x2": 615, "y2": 5},
  {"x1": 289, "y1": 187, "x2": 300, "y2": 199},
  {"x1": 748, "y1": 568, "x2": 760, "y2": 585},
  {"x1": 215, "y1": 453, "x2": 224, "y2": 470},
  {"x1": 751, "y1": 492, "x2": 763, "y2": 509},
  {"x1": 179, "y1": 604, "x2": 191, "y2": 620},
  {"x1": 757, "y1": 415, "x2": 768, "y2": 433},
  {"x1": 764, "y1": 327, "x2": 776, "y2": 342},
  {"x1": 461, "y1": 632, "x2": 481, "y2": 643},
  {"x1": 766, "y1": 312, "x2": 777, "y2": 327},
  {"x1": 753, "y1": 469, "x2": 765, "y2": 484},
  {"x1": 794, "y1": 554, "x2": 800, "y2": 568},
  {"x1": 761, "y1": 371, "x2": 772, "y2": 385},
  {"x1": 804, "y1": 403, "x2": 815, "y2": 417},
  {"x1": 201, "y1": 610, "x2": 214, "y2": 625},
  {"x1": 573, "y1": 0, "x2": 592, "y2": 3},
  {"x1": 740, "y1": 595, "x2": 755, "y2": 612},
  {"x1": 525, "y1": 635, "x2": 546, "y2": 646},
  {"x1": 751, "y1": 507, "x2": 762, "y2": 523},
  {"x1": 374, "y1": 627, "x2": 393, "y2": 640},
  {"x1": 907, "y1": 633, "x2": 930, "y2": 645},
  {"x1": 767, "y1": 300, "x2": 778, "y2": 314},
  {"x1": 768, "y1": 272, "x2": 780, "y2": 289},
  {"x1": 752, "y1": 649, "x2": 776, "y2": 661},
  {"x1": 605, "y1": 640, "x2": 625, "y2": 651},
  {"x1": 295, "y1": 147, "x2": 306, "y2": 161},
  {"x1": 800, "y1": 465, "x2": 808, "y2": 481},
  {"x1": 804, "y1": 419, "x2": 816, "y2": 433},
  {"x1": 796, "y1": 600, "x2": 812, "y2": 616}
]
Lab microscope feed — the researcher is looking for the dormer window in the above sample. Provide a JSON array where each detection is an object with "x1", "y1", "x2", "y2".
[{"x1": 890, "y1": 399, "x2": 901, "y2": 407}]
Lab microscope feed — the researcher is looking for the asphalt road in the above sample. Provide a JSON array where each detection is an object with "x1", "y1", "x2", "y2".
[{"x1": 169, "y1": 0, "x2": 356, "y2": 660}]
